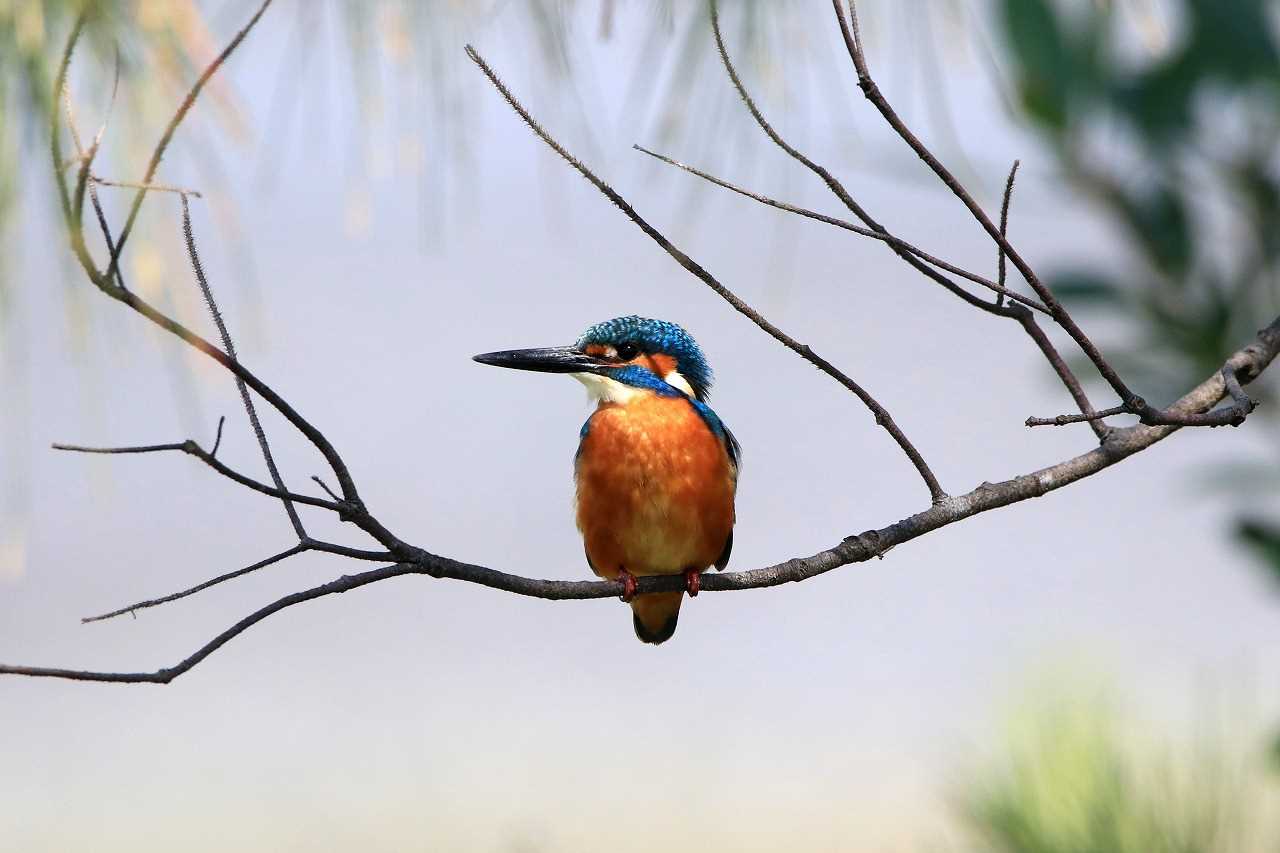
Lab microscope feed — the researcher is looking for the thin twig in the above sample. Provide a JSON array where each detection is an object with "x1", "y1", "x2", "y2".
[
  {"x1": 1220, "y1": 364, "x2": 1257, "y2": 418},
  {"x1": 81, "y1": 539, "x2": 397, "y2": 625},
  {"x1": 1028, "y1": 357, "x2": 1264, "y2": 428},
  {"x1": 95, "y1": 176, "x2": 204, "y2": 198},
  {"x1": 634, "y1": 144, "x2": 1049, "y2": 315},
  {"x1": 997, "y1": 159, "x2": 1019, "y2": 307},
  {"x1": 52, "y1": 439, "x2": 339, "y2": 511},
  {"x1": 464, "y1": 43, "x2": 949, "y2": 504},
  {"x1": 82, "y1": 545, "x2": 309, "y2": 623},
  {"x1": 311, "y1": 476, "x2": 342, "y2": 503},
  {"x1": 181, "y1": 194, "x2": 305, "y2": 539},
  {"x1": 1026, "y1": 405, "x2": 1129, "y2": 427},
  {"x1": 211, "y1": 416, "x2": 226, "y2": 456}
]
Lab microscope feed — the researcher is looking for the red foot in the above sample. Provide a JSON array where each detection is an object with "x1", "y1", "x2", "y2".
[
  {"x1": 616, "y1": 568, "x2": 637, "y2": 602},
  {"x1": 684, "y1": 569, "x2": 702, "y2": 597}
]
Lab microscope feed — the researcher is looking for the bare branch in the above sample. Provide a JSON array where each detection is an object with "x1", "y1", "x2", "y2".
[
  {"x1": 1026, "y1": 405, "x2": 1130, "y2": 428},
  {"x1": 707, "y1": 0, "x2": 1018, "y2": 320},
  {"x1": 82, "y1": 545, "x2": 309, "y2": 624},
  {"x1": 7, "y1": 316, "x2": 1276, "y2": 684},
  {"x1": 834, "y1": 0, "x2": 1143, "y2": 411},
  {"x1": 464, "y1": 43, "x2": 949, "y2": 504},
  {"x1": 94, "y1": 177, "x2": 203, "y2": 198},
  {"x1": 181, "y1": 194, "x2": 305, "y2": 539},
  {"x1": 1220, "y1": 364, "x2": 1257, "y2": 418},
  {"x1": 211, "y1": 416, "x2": 226, "y2": 456},
  {"x1": 1, "y1": 564, "x2": 417, "y2": 684},
  {"x1": 311, "y1": 476, "x2": 342, "y2": 503},
  {"x1": 1016, "y1": 314, "x2": 1109, "y2": 440},
  {"x1": 81, "y1": 539, "x2": 397, "y2": 625},
  {"x1": 997, "y1": 160, "x2": 1019, "y2": 306},
  {"x1": 52, "y1": 439, "x2": 339, "y2": 512},
  {"x1": 633, "y1": 144, "x2": 1049, "y2": 315},
  {"x1": 1028, "y1": 346, "x2": 1268, "y2": 429},
  {"x1": 48, "y1": 2, "x2": 365, "y2": 517}
]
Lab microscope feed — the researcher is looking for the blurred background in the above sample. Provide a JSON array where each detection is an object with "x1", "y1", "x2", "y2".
[{"x1": 1, "y1": 1, "x2": 1278, "y2": 850}]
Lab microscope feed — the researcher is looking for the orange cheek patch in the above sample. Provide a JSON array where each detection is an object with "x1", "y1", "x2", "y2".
[
  {"x1": 648, "y1": 353, "x2": 678, "y2": 379},
  {"x1": 584, "y1": 344, "x2": 611, "y2": 358}
]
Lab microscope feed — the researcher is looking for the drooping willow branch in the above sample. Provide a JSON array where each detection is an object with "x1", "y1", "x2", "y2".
[{"x1": 2, "y1": 2, "x2": 1277, "y2": 685}]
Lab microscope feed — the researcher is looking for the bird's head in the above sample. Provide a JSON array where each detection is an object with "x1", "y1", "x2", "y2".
[{"x1": 473, "y1": 315, "x2": 713, "y2": 403}]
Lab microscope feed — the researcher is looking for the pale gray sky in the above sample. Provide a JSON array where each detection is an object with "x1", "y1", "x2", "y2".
[{"x1": 1, "y1": 2, "x2": 1277, "y2": 850}]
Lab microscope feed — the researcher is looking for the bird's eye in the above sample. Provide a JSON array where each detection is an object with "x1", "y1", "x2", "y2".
[{"x1": 615, "y1": 342, "x2": 639, "y2": 360}]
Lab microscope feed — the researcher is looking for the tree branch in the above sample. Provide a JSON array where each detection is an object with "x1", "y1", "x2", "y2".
[
  {"x1": 707, "y1": 0, "x2": 1020, "y2": 321},
  {"x1": 996, "y1": 160, "x2": 1019, "y2": 307},
  {"x1": 50, "y1": 2, "x2": 368, "y2": 518},
  {"x1": 632, "y1": 144, "x2": 1049, "y2": 315},
  {"x1": 81, "y1": 545, "x2": 309, "y2": 624},
  {"x1": 834, "y1": 0, "x2": 1143, "y2": 411},
  {"x1": 81, "y1": 539, "x2": 396, "y2": 625},
  {"x1": 52, "y1": 437, "x2": 340, "y2": 511},
  {"x1": 181, "y1": 193, "x2": 306, "y2": 538},
  {"x1": 7, "y1": 316, "x2": 1276, "y2": 683},
  {"x1": 1027, "y1": 348, "x2": 1267, "y2": 429}
]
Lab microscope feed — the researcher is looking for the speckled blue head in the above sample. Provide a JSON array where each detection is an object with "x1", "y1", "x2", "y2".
[{"x1": 576, "y1": 315, "x2": 713, "y2": 401}]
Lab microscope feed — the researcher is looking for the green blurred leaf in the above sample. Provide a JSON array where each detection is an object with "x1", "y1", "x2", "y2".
[
  {"x1": 1186, "y1": 0, "x2": 1279, "y2": 83},
  {"x1": 1048, "y1": 270, "x2": 1124, "y2": 307},
  {"x1": 1001, "y1": 0, "x2": 1073, "y2": 129},
  {"x1": 1116, "y1": 185, "x2": 1192, "y2": 276},
  {"x1": 1116, "y1": 56, "x2": 1200, "y2": 142},
  {"x1": 1236, "y1": 518, "x2": 1280, "y2": 586},
  {"x1": 1233, "y1": 159, "x2": 1280, "y2": 261}
]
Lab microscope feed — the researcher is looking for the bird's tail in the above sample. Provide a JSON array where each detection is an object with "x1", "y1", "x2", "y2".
[{"x1": 630, "y1": 592, "x2": 682, "y2": 644}]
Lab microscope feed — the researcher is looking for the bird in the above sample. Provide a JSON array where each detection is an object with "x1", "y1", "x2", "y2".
[{"x1": 473, "y1": 315, "x2": 739, "y2": 644}]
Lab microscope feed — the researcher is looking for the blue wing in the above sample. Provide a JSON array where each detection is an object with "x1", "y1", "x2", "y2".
[
  {"x1": 688, "y1": 398, "x2": 741, "y2": 473},
  {"x1": 688, "y1": 398, "x2": 739, "y2": 573}
]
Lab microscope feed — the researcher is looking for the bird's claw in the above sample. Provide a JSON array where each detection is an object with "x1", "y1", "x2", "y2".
[
  {"x1": 616, "y1": 568, "x2": 637, "y2": 602},
  {"x1": 684, "y1": 568, "x2": 701, "y2": 597}
]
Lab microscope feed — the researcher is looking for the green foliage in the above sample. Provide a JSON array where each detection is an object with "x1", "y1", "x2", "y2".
[
  {"x1": 1236, "y1": 519, "x2": 1280, "y2": 586},
  {"x1": 964, "y1": 696, "x2": 1252, "y2": 853},
  {"x1": 1047, "y1": 271, "x2": 1125, "y2": 307}
]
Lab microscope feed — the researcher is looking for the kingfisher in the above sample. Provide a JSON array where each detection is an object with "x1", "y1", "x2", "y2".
[{"x1": 473, "y1": 316, "x2": 739, "y2": 644}]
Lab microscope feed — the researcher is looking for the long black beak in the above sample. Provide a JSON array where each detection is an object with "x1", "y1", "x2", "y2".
[{"x1": 472, "y1": 345, "x2": 605, "y2": 375}]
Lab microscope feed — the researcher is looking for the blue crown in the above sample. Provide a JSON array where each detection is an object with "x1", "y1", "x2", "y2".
[{"x1": 577, "y1": 315, "x2": 714, "y2": 401}]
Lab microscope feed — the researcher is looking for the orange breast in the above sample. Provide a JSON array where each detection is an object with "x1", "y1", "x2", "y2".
[{"x1": 574, "y1": 395, "x2": 736, "y2": 579}]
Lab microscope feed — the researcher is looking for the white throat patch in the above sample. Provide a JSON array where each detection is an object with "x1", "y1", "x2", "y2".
[
  {"x1": 572, "y1": 368, "x2": 695, "y2": 403},
  {"x1": 573, "y1": 372, "x2": 643, "y2": 404}
]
